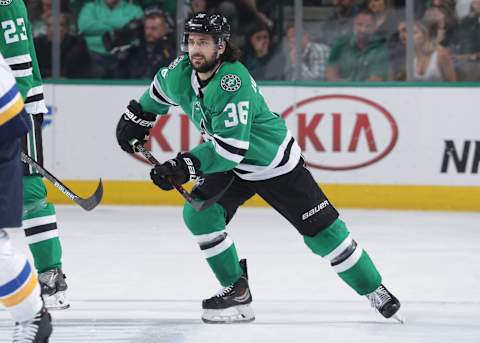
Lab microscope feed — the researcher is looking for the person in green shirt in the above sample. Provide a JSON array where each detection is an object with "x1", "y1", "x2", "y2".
[
  {"x1": 116, "y1": 12, "x2": 402, "y2": 324},
  {"x1": 77, "y1": 0, "x2": 143, "y2": 78},
  {"x1": 326, "y1": 9, "x2": 389, "y2": 82}
]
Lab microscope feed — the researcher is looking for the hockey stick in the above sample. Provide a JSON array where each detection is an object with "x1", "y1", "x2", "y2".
[
  {"x1": 132, "y1": 141, "x2": 232, "y2": 211},
  {"x1": 20, "y1": 152, "x2": 103, "y2": 211}
]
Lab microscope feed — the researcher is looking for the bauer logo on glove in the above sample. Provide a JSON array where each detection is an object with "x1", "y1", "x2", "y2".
[
  {"x1": 123, "y1": 108, "x2": 155, "y2": 128},
  {"x1": 150, "y1": 153, "x2": 202, "y2": 191},
  {"x1": 116, "y1": 100, "x2": 157, "y2": 153}
]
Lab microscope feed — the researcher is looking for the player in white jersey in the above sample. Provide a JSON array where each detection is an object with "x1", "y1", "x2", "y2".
[{"x1": 0, "y1": 52, "x2": 52, "y2": 342}]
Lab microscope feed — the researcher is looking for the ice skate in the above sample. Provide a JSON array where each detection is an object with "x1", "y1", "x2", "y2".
[
  {"x1": 366, "y1": 284, "x2": 404, "y2": 323},
  {"x1": 201, "y1": 259, "x2": 255, "y2": 324},
  {"x1": 13, "y1": 307, "x2": 52, "y2": 343},
  {"x1": 38, "y1": 269, "x2": 70, "y2": 310}
]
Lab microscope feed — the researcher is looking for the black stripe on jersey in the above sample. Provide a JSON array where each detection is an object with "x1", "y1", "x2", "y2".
[
  {"x1": 233, "y1": 168, "x2": 250, "y2": 174},
  {"x1": 24, "y1": 223, "x2": 57, "y2": 237},
  {"x1": 212, "y1": 136, "x2": 248, "y2": 157},
  {"x1": 25, "y1": 93, "x2": 44, "y2": 104},
  {"x1": 233, "y1": 137, "x2": 296, "y2": 175},
  {"x1": 22, "y1": 114, "x2": 44, "y2": 176},
  {"x1": 10, "y1": 61, "x2": 33, "y2": 71},
  {"x1": 199, "y1": 232, "x2": 227, "y2": 250},
  {"x1": 331, "y1": 240, "x2": 358, "y2": 266},
  {"x1": 276, "y1": 138, "x2": 295, "y2": 168},
  {"x1": 152, "y1": 84, "x2": 176, "y2": 106}
]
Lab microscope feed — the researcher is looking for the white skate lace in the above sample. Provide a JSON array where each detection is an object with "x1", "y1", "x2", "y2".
[
  {"x1": 214, "y1": 285, "x2": 234, "y2": 298},
  {"x1": 13, "y1": 314, "x2": 41, "y2": 343},
  {"x1": 39, "y1": 270, "x2": 57, "y2": 288},
  {"x1": 367, "y1": 286, "x2": 391, "y2": 309}
]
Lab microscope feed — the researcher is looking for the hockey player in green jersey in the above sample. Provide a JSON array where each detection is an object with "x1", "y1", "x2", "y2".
[
  {"x1": 0, "y1": 0, "x2": 69, "y2": 310},
  {"x1": 116, "y1": 12, "x2": 402, "y2": 324}
]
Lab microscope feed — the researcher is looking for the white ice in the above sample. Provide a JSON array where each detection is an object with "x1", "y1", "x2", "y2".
[{"x1": 1, "y1": 206, "x2": 479, "y2": 343}]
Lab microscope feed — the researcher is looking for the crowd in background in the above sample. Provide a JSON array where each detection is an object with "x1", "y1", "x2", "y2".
[{"x1": 25, "y1": 0, "x2": 480, "y2": 82}]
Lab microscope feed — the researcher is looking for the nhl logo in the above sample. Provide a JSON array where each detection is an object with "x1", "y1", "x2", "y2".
[
  {"x1": 221, "y1": 74, "x2": 241, "y2": 92},
  {"x1": 0, "y1": 0, "x2": 12, "y2": 5}
]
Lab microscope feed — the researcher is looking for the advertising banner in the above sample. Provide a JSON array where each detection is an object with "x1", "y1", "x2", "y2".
[{"x1": 42, "y1": 84, "x2": 480, "y2": 209}]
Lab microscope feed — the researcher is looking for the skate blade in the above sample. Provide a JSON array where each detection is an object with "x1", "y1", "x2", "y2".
[
  {"x1": 202, "y1": 304, "x2": 255, "y2": 324},
  {"x1": 43, "y1": 292, "x2": 70, "y2": 311},
  {"x1": 392, "y1": 313, "x2": 405, "y2": 324}
]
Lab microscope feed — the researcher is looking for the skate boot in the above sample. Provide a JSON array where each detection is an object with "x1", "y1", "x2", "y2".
[
  {"x1": 38, "y1": 269, "x2": 70, "y2": 310},
  {"x1": 201, "y1": 259, "x2": 255, "y2": 324},
  {"x1": 13, "y1": 307, "x2": 52, "y2": 343},
  {"x1": 366, "y1": 284, "x2": 404, "y2": 323}
]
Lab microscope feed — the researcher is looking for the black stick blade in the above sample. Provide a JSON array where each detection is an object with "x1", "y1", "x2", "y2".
[{"x1": 76, "y1": 178, "x2": 103, "y2": 211}]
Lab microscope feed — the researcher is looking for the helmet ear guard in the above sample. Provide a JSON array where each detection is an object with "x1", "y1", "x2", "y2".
[{"x1": 181, "y1": 12, "x2": 231, "y2": 52}]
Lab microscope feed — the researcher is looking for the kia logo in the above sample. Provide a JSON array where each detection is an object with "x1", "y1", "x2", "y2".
[{"x1": 282, "y1": 94, "x2": 398, "y2": 171}]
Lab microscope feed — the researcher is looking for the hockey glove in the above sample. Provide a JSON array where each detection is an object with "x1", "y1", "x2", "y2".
[
  {"x1": 116, "y1": 100, "x2": 156, "y2": 153},
  {"x1": 150, "y1": 153, "x2": 201, "y2": 191}
]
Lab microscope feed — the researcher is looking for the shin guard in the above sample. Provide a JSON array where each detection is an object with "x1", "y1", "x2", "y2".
[
  {"x1": 183, "y1": 202, "x2": 243, "y2": 286},
  {"x1": 304, "y1": 219, "x2": 382, "y2": 295},
  {"x1": 23, "y1": 176, "x2": 62, "y2": 273}
]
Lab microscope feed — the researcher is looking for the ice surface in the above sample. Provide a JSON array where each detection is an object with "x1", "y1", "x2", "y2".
[{"x1": 1, "y1": 206, "x2": 479, "y2": 342}]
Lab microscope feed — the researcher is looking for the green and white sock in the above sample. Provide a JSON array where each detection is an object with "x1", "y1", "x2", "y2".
[{"x1": 304, "y1": 219, "x2": 381, "y2": 295}]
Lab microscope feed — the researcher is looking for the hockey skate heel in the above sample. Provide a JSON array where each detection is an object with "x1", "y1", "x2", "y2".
[
  {"x1": 367, "y1": 284, "x2": 404, "y2": 323},
  {"x1": 39, "y1": 268, "x2": 70, "y2": 310},
  {"x1": 13, "y1": 307, "x2": 52, "y2": 343},
  {"x1": 201, "y1": 259, "x2": 255, "y2": 324}
]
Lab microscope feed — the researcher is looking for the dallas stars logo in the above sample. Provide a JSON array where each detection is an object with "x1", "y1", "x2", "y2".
[
  {"x1": 221, "y1": 74, "x2": 241, "y2": 92},
  {"x1": 0, "y1": 0, "x2": 12, "y2": 5}
]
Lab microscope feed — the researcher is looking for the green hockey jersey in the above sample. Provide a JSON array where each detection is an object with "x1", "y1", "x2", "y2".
[
  {"x1": 139, "y1": 55, "x2": 301, "y2": 181},
  {"x1": 0, "y1": 0, "x2": 47, "y2": 115}
]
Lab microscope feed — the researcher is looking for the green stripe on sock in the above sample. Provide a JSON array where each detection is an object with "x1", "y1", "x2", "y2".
[
  {"x1": 303, "y1": 219, "x2": 349, "y2": 257},
  {"x1": 23, "y1": 176, "x2": 56, "y2": 220},
  {"x1": 29, "y1": 237, "x2": 62, "y2": 273},
  {"x1": 338, "y1": 251, "x2": 382, "y2": 295},
  {"x1": 206, "y1": 243, "x2": 242, "y2": 287}
]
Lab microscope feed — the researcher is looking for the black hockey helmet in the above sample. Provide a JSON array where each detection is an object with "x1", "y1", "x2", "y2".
[{"x1": 182, "y1": 12, "x2": 231, "y2": 51}]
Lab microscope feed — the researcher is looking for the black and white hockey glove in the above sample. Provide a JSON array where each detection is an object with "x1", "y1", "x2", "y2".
[
  {"x1": 116, "y1": 100, "x2": 156, "y2": 153},
  {"x1": 150, "y1": 153, "x2": 201, "y2": 191}
]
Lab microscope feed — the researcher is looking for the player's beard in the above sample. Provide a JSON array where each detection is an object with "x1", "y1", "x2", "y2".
[{"x1": 190, "y1": 53, "x2": 220, "y2": 73}]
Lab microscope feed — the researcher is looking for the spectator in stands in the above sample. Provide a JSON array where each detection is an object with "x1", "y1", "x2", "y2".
[
  {"x1": 413, "y1": 20, "x2": 457, "y2": 81},
  {"x1": 34, "y1": 14, "x2": 91, "y2": 79},
  {"x1": 415, "y1": 1, "x2": 429, "y2": 19},
  {"x1": 185, "y1": 0, "x2": 209, "y2": 21},
  {"x1": 241, "y1": 21, "x2": 285, "y2": 80},
  {"x1": 28, "y1": 0, "x2": 73, "y2": 37},
  {"x1": 320, "y1": 0, "x2": 360, "y2": 45},
  {"x1": 136, "y1": 0, "x2": 176, "y2": 12},
  {"x1": 208, "y1": 0, "x2": 274, "y2": 28},
  {"x1": 367, "y1": 0, "x2": 402, "y2": 43},
  {"x1": 388, "y1": 20, "x2": 407, "y2": 81},
  {"x1": 195, "y1": 1, "x2": 274, "y2": 38},
  {"x1": 431, "y1": 0, "x2": 456, "y2": 14},
  {"x1": 284, "y1": 25, "x2": 331, "y2": 81},
  {"x1": 326, "y1": 10, "x2": 389, "y2": 81},
  {"x1": 119, "y1": 10, "x2": 175, "y2": 79},
  {"x1": 452, "y1": 0, "x2": 480, "y2": 80},
  {"x1": 192, "y1": 0, "x2": 208, "y2": 13},
  {"x1": 77, "y1": 0, "x2": 143, "y2": 79},
  {"x1": 423, "y1": 5, "x2": 457, "y2": 48},
  {"x1": 456, "y1": 0, "x2": 474, "y2": 19}
]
